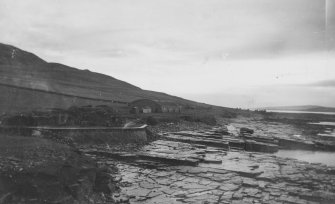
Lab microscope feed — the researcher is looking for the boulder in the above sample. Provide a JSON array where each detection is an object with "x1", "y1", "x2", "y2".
[{"x1": 240, "y1": 128, "x2": 254, "y2": 135}]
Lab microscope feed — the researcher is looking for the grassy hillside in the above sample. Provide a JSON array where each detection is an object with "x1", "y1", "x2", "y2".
[{"x1": 0, "y1": 43, "x2": 211, "y2": 113}]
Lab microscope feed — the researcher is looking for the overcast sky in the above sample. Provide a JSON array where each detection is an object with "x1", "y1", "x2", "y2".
[{"x1": 1, "y1": 0, "x2": 335, "y2": 108}]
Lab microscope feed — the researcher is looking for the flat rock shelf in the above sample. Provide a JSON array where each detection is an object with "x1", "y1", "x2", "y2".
[{"x1": 81, "y1": 126, "x2": 335, "y2": 204}]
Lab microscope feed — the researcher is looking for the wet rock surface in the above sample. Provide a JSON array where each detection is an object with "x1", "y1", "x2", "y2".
[
  {"x1": 81, "y1": 125, "x2": 335, "y2": 204},
  {"x1": 90, "y1": 150, "x2": 335, "y2": 203},
  {"x1": 228, "y1": 117, "x2": 335, "y2": 152}
]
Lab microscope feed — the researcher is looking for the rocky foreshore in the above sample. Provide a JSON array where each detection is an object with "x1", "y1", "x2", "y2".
[
  {"x1": 79, "y1": 122, "x2": 335, "y2": 204},
  {"x1": 1, "y1": 117, "x2": 335, "y2": 204},
  {"x1": 228, "y1": 117, "x2": 335, "y2": 152}
]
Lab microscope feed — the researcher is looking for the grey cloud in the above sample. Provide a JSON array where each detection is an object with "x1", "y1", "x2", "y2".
[{"x1": 0, "y1": 0, "x2": 329, "y2": 61}]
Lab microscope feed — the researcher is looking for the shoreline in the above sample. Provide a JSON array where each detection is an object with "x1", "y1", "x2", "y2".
[{"x1": 1, "y1": 114, "x2": 335, "y2": 203}]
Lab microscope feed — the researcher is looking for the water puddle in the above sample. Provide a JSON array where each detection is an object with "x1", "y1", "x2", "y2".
[
  {"x1": 275, "y1": 150, "x2": 335, "y2": 166},
  {"x1": 309, "y1": 122, "x2": 335, "y2": 126}
]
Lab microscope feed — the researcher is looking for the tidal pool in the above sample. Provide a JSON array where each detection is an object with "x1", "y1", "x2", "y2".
[
  {"x1": 275, "y1": 150, "x2": 335, "y2": 167},
  {"x1": 309, "y1": 122, "x2": 335, "y2": 126}
]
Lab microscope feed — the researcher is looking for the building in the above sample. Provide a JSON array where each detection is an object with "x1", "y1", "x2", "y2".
[
  {"x1": 160, "y1": 101, "x2": 182, "y2": 113},
  {"x1": 129, "y1": 99, "x2": 161, "y2": 113},
  {"x1": 33, "y1": 108, "x2": 70, "y2": 126},
  {"x1": 129, "y1": 99, "x2": 182, "y2": 114},
  {"x1": 142, "y1": 106, "x2": 152, "y2": 114}
]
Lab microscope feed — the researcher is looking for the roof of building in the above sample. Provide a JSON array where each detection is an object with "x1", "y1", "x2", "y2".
[
  {"x1": 130, "y1": 99, "x2": 160, "y2": 104},
  {"x1": 156, "y1": 101, "x2": 180, "y2": 107},
  {"x1": 130, "y1": 99, "x2": 181, "y2": 107}
]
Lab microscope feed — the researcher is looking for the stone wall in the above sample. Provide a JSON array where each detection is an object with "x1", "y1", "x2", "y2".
[
  {"x1": 0, "y1": 126, "x2": 148, "y2": 144},
  {"x1": 41, "y1": 127, "x2": 148, "y2": 144}
]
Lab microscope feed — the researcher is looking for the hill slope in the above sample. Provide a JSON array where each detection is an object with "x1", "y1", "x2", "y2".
[{"x1": 0, "y1": 43, "x2": 205, "y2": 113}]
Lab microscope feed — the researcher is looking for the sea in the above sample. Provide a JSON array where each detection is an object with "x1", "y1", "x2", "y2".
[
  {"x1": 266, "y1": 110, "x2": 335, "y2": 115},
  {"x1": 267, "y1": 109, "x2": 335, "y2": 167}
]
